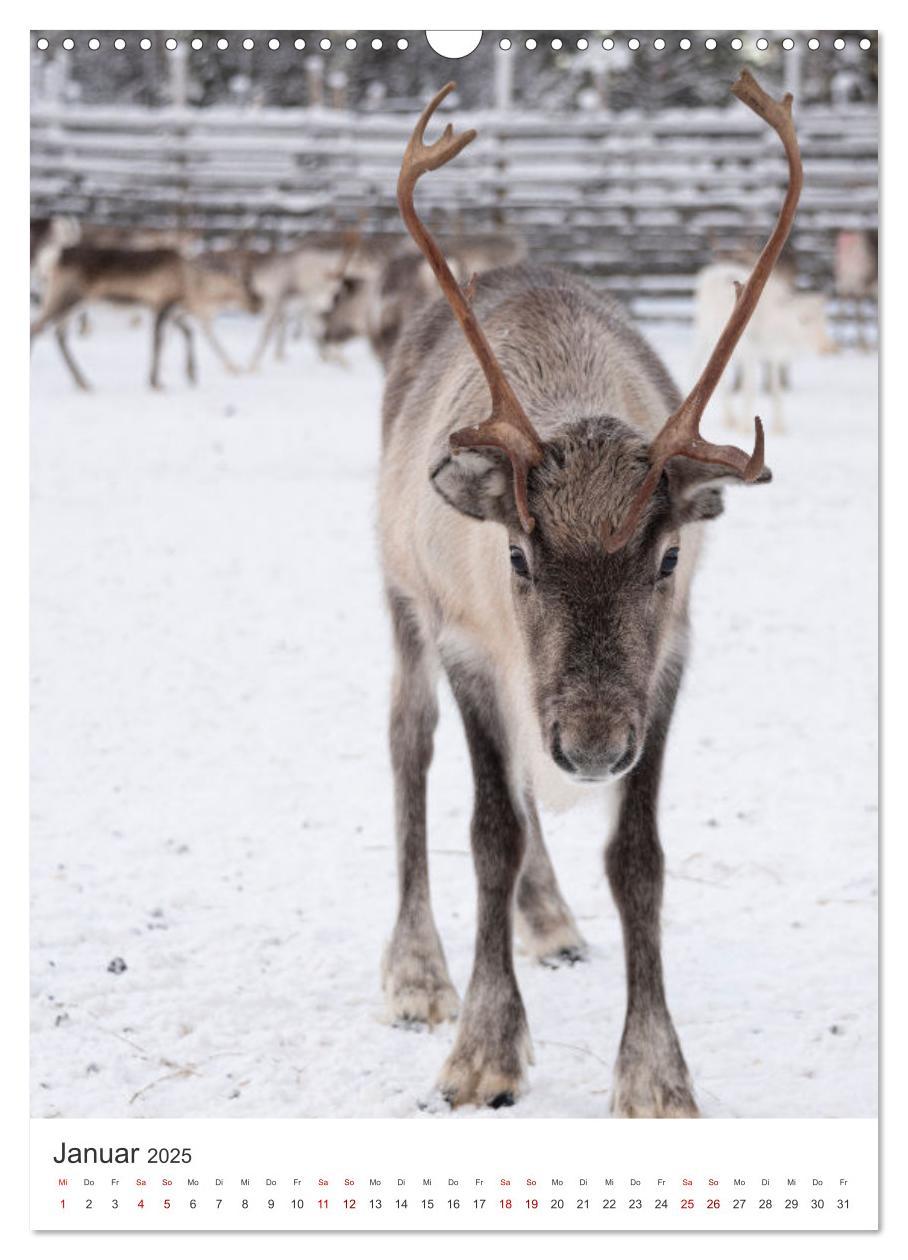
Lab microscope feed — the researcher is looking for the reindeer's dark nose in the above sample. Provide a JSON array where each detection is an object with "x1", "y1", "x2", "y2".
[
  {"x1": 550, "y1": 720, "x2": 639, "y2": 781},
  {"x1": 549, "y1": 723, "x2": 576, "y2": 774}
]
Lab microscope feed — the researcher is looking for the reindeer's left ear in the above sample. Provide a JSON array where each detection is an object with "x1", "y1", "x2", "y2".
[
  {"x1": 430, "y1": 449, "x2": 518, "y2": 525},
  {"x1": 667, "y1": 457, "x2": 772, "y2": 526}
]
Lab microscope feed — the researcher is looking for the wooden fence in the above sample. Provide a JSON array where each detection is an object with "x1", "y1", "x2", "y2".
[{"x1": 31, "y1": 100, "x2": 878, "y2": 318}]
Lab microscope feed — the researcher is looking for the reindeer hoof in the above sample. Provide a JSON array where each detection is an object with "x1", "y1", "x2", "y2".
[
  {"x1": 611, "y1": 1086, "x2": 700, "y2": 1119},
  {"x1": 540, "y1": 943, "x2": 588, "y2": 969},
  {"x1": 611, "y1": 1056, "x2": 699, "y2": 1118},
  {"x1": 515, "y1": 907, "x2": 587, "y2": 967},
  {"x1": 436, "y1": 1001, "x2": 531, "y2": 1109},
  {"x1": 382, "y1": 936, "x2": 460, "y2": 1027},
  {"x1": 437, "y1": 1057, "x2": 527, "y2": 1110},
  {"x1": 386, "y1": 980, "x2": 460, "y2": 1028}
]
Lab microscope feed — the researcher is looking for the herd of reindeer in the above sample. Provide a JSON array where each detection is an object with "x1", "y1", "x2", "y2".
[
  {"x1": 30, "y1": 201, "x2": 877, "y2": 434},
  {"x1": 28, "y1": 216, "x2": 524, "y2": 387}
]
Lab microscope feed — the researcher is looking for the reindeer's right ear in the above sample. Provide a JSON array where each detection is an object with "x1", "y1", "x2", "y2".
[{"x1": 430, "y1": 449, "x2": 515, "y2": 524}]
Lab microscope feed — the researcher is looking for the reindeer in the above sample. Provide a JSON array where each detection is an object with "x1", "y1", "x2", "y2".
[
  {"x1": 378, "y1": 73, "x2": 800, "y2": 1115},
  {"x1": 64, "y1": 226, "x2": 203, "y2": 343},
  {"x1": 321, "y1": 244, "x2": 433, "y2": 366},
  {"x1": 309, "y1": 231, "x2": 399, "y2": 362},
  {"x1": 693, "y1": 261, "x2": 833, "y2": 433},
  {"x1": 30, "y1": 245, "x2": 259, "y2": 390},
  {"x1": 244, "y1": 225, "x2": 365, "y2": 370},
  {"x1": 324, "y1": 232, "x2": 526, "y2": 367}
]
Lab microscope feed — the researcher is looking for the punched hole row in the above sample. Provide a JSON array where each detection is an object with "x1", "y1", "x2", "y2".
[
  {"x1": 35, "y1": 36, "x2": 410, "y2": 52},
  {"x1": 34, "y1": 35, "x2": 875, "y2": 53}
]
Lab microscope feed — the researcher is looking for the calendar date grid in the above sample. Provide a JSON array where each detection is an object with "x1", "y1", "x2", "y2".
[{"x1": 53, "y1": 1170, "x2": 857, "y2": 1221}]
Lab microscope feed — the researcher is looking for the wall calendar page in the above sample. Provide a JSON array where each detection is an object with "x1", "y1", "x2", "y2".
[{"x1": 27, "y1": 25, "x2": 879, "y2": 1240}]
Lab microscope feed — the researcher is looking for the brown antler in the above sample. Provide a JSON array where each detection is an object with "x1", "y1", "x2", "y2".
[
  {"x1": 397, "y1": 82, "x2": 545, "y2": 531},
  {"x1": 602, "y1": 69, "x2": 803, "y2": 552}
]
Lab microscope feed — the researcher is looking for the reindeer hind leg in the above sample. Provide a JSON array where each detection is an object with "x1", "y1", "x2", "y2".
[{"x1": 515, "y1": 796, "x2": 587, "y2": 966}]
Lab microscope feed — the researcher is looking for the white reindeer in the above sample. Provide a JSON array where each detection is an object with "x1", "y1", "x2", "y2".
[{"x1": 693, "y1": 261, "x2": 833, "y2": 433}]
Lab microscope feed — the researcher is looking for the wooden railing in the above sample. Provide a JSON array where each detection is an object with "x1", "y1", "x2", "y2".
[{"x1": 30, "y1": 100, "x2": 878, "y2": 317}]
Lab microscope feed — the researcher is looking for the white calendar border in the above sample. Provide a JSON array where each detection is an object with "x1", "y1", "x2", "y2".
[{"x1": 6, "y1": 4, "x2": 896, "y2": 1256}]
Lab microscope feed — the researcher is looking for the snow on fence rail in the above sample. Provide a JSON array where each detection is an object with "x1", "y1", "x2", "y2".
[{"x1": 31, "y1": 101, "x2": 877, "y2": 317}]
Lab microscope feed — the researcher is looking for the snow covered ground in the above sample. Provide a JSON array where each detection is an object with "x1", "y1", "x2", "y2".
[{"x1": 30, "y1": 308, "x2": 877, "y2": 1120}]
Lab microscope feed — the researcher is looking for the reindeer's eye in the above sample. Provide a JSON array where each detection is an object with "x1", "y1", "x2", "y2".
[
  {"x1": 659, "y1": 547, "x2": 679, "y2": 578},
  {"x1": 509, "y1": 546, "x2": 530, "y2": 579}
]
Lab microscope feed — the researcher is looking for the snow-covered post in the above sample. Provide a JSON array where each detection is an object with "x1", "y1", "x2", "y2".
[
  {"x1": 30, "y1": 44, "x2": 47, "y2": 104},
  {"x1": 488, "y1": 112, "x2": 508, "y2": 228},
  {"x1": 43, "y1": 46, "x2": 69, "y2": 112},
  {"x1": 783, "y1": 37, "x2": 803, "y2": 102},
  {"x1": 494, "y1": 42, "x2": 513, "y2": 111},
  {"x1": 168, "y1": 39, "x2": 190, "y2": 108},
  {"x1": 306, "y1": 55, "x2": 325, "y2": 107},
  {"x1": 592, "y1": 45, "x2": 610, "y2": 111},
  {"x1": 328, "y1": 69, "x2": 348, "y2": 110},
  {"x1": 165, "y1": 42, "x2": 192, "y2": 234}
]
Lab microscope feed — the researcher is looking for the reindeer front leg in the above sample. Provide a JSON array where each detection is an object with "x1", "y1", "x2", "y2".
[
  {"x1": 171, "y1": 313, "x2": 197, "y2": 386},
  {"x1": 247, "y1": 297, "x2": 283, "y2": 372},
  {"x1": 150, "y1": 303, "x2": 175, "y2": 390},
  {"x1": 439, "y1": 657, "x2": 532, "y2": 1108},
  {"x1": 606, "y1": 659, "x2": 698, "y2": 1118},
  {"x1": 54, "y1": 321, "x2": 91, "y2": 392},
  {"x1": 196, "y1": 316, "x2": 241, "y2": 375},
  {"x1": 32, "y1": 288, "x2": 91, "y2": 390},
  {"x1": 383, "y1": 591, "x2": 459, "y2": 1026}
]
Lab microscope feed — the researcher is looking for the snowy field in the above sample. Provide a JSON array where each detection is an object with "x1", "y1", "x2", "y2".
[{"x1": 30, "y1": 307, "x2": 877, "y2": 1120}]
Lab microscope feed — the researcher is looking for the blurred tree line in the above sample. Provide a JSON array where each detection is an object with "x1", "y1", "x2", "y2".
[{"x1": 31, "y1": 30, "x2": 878, "y2": 112}]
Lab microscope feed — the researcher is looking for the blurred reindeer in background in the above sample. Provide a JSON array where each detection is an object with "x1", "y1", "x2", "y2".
[
  {"x1": 834, "y1": 229, "x2": 878, "y2": 351},
  {"x1": 241, "y1": 223, "x2": 366, "y2": 370},
  {"x1": 321, "y1": 231, "x2": 526, "y2": 367},
  {"x1": 30, "y1": 245, "x2": 260, "y2": 390},
  {"x1": 693, "y1": 259, "x2": 833, "y2": 434},
  {"x1": 309, "y1": 230, "x2": 400, "y2": 363},
  {"x1": 77, "y1": 223, "x2": 203, "y2": 253}
]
